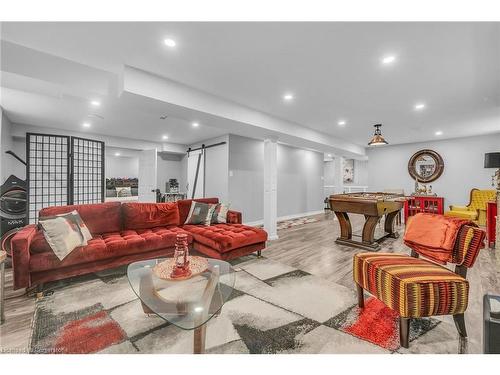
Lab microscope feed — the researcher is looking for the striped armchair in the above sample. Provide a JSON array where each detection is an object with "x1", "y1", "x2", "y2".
[{"x1": 353, "y1": 224, "x2": 485, "y2": 348}]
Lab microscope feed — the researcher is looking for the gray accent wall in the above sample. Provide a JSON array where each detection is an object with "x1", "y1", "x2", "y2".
[
  {"x1": 367, "y1": 133, "x2": 500, "y2": 207},
  {"x1": 228, "y1": 135, "x2": 264, "y2": 223},
  {"x1": 277, "y1": 144, "x2": 324, "y2": 217},
  {"x1": 228, "y1": 135, "x2": 324, "y2": 223}
]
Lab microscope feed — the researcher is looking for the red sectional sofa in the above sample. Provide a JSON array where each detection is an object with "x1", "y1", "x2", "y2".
[{"x1": 11, "y1": 197, "x2": 267, "y2": 290}]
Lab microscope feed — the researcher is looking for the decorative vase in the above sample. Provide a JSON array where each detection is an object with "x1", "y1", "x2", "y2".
[{"x1": 170, "y1": 233, "x2": 192, "y2": 279}]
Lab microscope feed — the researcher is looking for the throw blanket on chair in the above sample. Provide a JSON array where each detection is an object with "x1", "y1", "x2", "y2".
[{"x1": 403, "y1": 213, "x2": 477, "y2": 264}]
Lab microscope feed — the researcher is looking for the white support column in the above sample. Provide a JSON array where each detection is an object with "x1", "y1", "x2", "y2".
[
  {"x1": 264, "y1": 138, "x2": 278, "y2": 241},
  {"x1": 334, "y1": 156, "x2": 345, "y2": 194}
]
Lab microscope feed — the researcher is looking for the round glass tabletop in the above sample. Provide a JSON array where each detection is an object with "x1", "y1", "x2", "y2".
[{"x1": 127, "y1": 258, "x2": 235, "y2": 330}]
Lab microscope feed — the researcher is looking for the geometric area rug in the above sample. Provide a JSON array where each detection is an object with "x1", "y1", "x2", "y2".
[{"x1": 29, "y1": 256, "x2": 444, "y2": 354}]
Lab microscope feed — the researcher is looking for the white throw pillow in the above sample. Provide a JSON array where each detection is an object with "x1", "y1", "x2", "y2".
[
  {"x1": 211, "y1": 203, "x2": 231, "y2": 224},
  {"x1": 38, "y1": 210, "x2": 92, "y2": 260}
]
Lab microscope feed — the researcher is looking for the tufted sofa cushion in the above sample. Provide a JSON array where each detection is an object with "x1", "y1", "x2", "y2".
[
  {"x1": 182, "y1": 223, "x2": 267, "y2": 253},
  {"x1": 29, "y1": 226, "x2": 192, "y2": 271},
  {"x1": 122, "y1": 202, "x2": 180, "y2": 229},
  {"x1": 39, "y1": 202, "x2": 122, "y2": 235}
]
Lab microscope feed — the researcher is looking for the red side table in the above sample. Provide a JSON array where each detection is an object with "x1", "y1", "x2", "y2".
[
  {"x1": 404, "y1": 196, "x2": 444, "y2": 223},
  {"x1": 486, "y1": 201, "x2": 497, "y2": 248}
]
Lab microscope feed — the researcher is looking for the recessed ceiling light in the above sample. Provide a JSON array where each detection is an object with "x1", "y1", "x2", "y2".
[
  {"x1": 435, "y1": 130, "x2": 443, "y2": 136},
  {"x1": 283, "y1": 93, "x2": 294, "y2": 101},
  {"x1": 114, "y1": 152, "x2": 121, "y2": 156},
  {"x1": 338, "y1": 120, "x2": 346, "y2": 126},
  {"x1": 192, "y1": 122, "x2": 199, "y2": 127},
  {"x1": 327, "y1": 154, "x2": 332, "y2": 158},
  {"x1": 381, "y1": 55, "x2": 397, "y2": 65},
  {"x1": 90, "y1": 100, "x2": 101, "y2": 107},
  {"x1": 162, "y1": 135, "x2": 169, "y2": 140},
  {"x1": 414, "y1": 103, "x2": 426, "y2": 110},
  {"x1": 164, "y1": 38, "x2": 176, "y2": 47},
  {"x1": 82, "y1": 122, "x2": 91, "y2": 128}
]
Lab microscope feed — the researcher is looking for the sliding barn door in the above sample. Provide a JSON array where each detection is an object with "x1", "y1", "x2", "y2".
[
  {"x1": 187, "y1": 149, "x2": 205, "y2": 199},
  {"x1": 138, "y1": 149, "x2": 157, "y2": 202},
  {"x1": 27, "y1": 133, "x2": 71, "y2": 224},
  {"x1": 71, "y1": 137, "x2": 105, "y2": 205}
]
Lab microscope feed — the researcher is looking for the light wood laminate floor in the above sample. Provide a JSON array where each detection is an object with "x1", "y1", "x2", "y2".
[
  {"x1": 1, "y1": 211, "x2": 499, "y2": 353},
  {"x1": 265, "y1": 211, "x2": 500, "y2": 353}
]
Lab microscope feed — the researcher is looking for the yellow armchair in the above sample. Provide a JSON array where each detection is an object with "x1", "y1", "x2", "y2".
[{"x1": 444, "y1": 188, "x2": 496, "y2": 226}]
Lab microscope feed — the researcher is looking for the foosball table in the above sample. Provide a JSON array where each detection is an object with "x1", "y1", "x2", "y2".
[{"x1": 329, "y1": 192, "x2": 405, "y2": 251}]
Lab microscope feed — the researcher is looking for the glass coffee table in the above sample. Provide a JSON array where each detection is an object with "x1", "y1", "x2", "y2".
[{"x1": 127, "y1": 258, "x2": 235, "y2": 354}]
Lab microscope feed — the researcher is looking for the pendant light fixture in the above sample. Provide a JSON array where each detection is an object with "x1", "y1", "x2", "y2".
[{"x1": 368, "y1": 124, "x2": 388, "y2": 146}]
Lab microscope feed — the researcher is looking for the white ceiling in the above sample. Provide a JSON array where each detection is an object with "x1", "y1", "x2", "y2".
[
  {"x1": 0, "y1": 40, "x2": 227, "y2": 146},
  {"x1": 0, "y1": 85, "x2": 227, "y2": 146},
  {"x1": 1, "y1": 22, "x2": 500, "y2": 146}
]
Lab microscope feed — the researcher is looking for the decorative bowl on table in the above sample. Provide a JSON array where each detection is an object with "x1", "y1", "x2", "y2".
[{"x1": 152, "y1": 256, "x2": 209, "y2": 281}]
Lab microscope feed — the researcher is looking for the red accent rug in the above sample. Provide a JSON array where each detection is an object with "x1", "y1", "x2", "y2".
[
  {"x1": 31, "y1": 303, "x2": 126, "y2": 354},
  {"x1": 327, "y1": 297, "x2": 440, "y2": 351}
]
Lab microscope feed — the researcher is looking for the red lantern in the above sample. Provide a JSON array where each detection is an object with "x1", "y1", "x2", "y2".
[{"x1": 170, "y1": 233, "x2": 192, "y2": 279}]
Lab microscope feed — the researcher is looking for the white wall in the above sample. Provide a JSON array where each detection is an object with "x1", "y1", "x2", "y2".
[
  {"x1": 1, "y1": 111, "x2": 26, "y2": 182},
  {"x1": 351, "y1": 159, "x2": 369, "y2": 186},
  {"x1": 156, "y1": 154, "x2": 186, "y2": 192},
  {"x1": 323, "y1": 159, "x2": 368, "y2": 187},
  {"x1": 105, "y1": 154, "x2": 139, "y2": 179},
  {"x1": 10, "y1": 138, "x2": 26, "y2": 180},
  {"x1": 1, "y1": 110, "x2": 14, "y2": 183},
  {"x1": 367, "y1": 133, "x2": 500, "y2": 207}
]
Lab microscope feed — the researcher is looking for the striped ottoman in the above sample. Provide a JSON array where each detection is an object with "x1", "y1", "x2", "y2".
[{"x1": 353, "y1": 252, "x2": 469, "y2": 348}]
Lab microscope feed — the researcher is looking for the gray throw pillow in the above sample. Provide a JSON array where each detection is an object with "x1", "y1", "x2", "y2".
[{"x1": 184, "y1": 202, "x2": 217, "y2": 226}]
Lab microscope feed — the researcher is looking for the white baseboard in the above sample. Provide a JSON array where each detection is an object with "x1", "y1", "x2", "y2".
[{"x1": 243, "y1": 210, "x2": 326, "y2": 227}]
